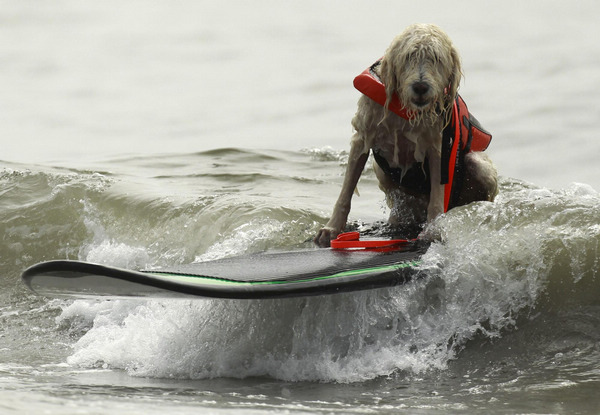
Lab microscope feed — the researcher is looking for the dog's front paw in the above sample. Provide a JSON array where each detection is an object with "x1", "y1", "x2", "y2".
[
  {"x1": 314, "y1": 227, "x2": 339, "y2": 248},
  {"x1": 418, "y1": 219, "x2": 444, "y2": 243}
]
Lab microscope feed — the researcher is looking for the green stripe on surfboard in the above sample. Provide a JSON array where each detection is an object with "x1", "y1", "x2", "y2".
[{"x1": 147, "y1": 260, "x2": 422, "y2": 287}]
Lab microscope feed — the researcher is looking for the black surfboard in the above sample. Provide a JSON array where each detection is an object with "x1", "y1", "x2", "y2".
[{"x1": 22, "y1": 245, "x2": 426, "y2": 300}]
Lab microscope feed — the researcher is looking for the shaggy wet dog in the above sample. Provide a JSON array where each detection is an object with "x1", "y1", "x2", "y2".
[{"x1": 315, "y1": 24, "x2": 498, "y2": 247}]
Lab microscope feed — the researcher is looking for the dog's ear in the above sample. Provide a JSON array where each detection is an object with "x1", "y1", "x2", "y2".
[
  {"x1": 447, "y1": 44, "x2": 463, "y2": 102},
  {"x1": 380, "y1": 54, "x2": 401, "y2": 110}
]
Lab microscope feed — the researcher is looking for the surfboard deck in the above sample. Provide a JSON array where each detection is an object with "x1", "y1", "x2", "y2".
[{"x1": 22, "y1": 245, "x2": 426, "y2": 300}]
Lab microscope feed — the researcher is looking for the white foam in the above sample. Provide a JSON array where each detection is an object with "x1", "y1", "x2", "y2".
[
  {"x1": 194, "y1": 219, "x2": 288, "y2": 262},
  {"x1": 77, "y1": 200, "x2": 151, "y2": 268},
  {"x1": 82, "y1": 239, "x2": 150, "y2": 269},
  {"x1": 62, "y1": 289, "x2": 461, "y2": 382}
]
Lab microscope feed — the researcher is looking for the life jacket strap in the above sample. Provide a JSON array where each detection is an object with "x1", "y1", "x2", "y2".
[{"x1": 372, "y1": 150, "x2": 431, "y2": 195}]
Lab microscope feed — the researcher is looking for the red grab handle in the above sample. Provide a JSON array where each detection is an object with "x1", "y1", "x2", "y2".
[{"x1": 330, "y1": 232, "x2": 414, "y2": 249}]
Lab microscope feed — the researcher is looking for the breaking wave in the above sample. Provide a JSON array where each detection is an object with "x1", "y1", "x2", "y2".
[{"x1": 3, "y1": 152, "x2": 599, "y2": 383}]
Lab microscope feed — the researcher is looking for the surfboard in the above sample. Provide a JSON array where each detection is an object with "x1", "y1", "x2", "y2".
[{"x1": 21, "y1": 233, "x2": 427, "y2": 300}]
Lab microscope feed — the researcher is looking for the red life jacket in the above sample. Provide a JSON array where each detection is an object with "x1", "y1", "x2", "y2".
[{"x1": 353, "y1": 60, "x2": 493, "y2": 212}]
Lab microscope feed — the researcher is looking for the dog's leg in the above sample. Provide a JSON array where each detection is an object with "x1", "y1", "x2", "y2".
[
  {"x1": 426, "y1": 146, "x2": 445, "y2": 222},
  {"x1": 373, "y1": 160, "x2": 398, "y2": 211},
  {"x1": 455, "y1": 152, "x2": 498, "y2": 205},
  {"x1": 315, "y1": 136, "x2": 369, "y2": 247}
]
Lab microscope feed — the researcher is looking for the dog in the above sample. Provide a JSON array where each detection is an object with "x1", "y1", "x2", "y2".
[{"x1": 315, "y1": 24, "x2": 498, "y2": 247}]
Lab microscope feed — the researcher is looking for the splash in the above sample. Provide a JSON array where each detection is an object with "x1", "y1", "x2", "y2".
[
  {"x1": 56, "y1": 179, "x2": 599, "y2": 382},
  {"x1": 60, "y1": 287, "x2": 453, "y2": 382}
]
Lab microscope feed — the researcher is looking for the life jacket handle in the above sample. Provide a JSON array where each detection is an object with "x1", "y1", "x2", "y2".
[{"x1": 330, "y1": 231, "x2": 415, "y2": 250}]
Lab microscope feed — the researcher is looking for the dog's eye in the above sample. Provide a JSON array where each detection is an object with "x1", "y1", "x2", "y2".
[{"x1": 428, "y1": 53, "x2": 440, "y2": 63}]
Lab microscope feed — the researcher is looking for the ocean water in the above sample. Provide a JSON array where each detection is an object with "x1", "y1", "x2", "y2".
[{"x1": 1, "y1": 1, "x2": 599, "y2": 414}]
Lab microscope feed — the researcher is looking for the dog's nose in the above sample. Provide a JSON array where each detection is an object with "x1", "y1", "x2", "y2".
[{"x1": 412, "y1": 81, "x2": 430, "y2": 96}]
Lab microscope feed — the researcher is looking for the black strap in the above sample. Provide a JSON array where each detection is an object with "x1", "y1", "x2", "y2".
[
  {"x1": 372, "y1": 150, "x2": 431, "y2": 195},
  {"x1": 440, "y1": 103, "x2": 455, "y2": 185}
]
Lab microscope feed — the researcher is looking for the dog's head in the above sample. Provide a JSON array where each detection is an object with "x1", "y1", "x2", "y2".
[{"x1": 380, "y1": 24, "x2": 462, "y2": 125}]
